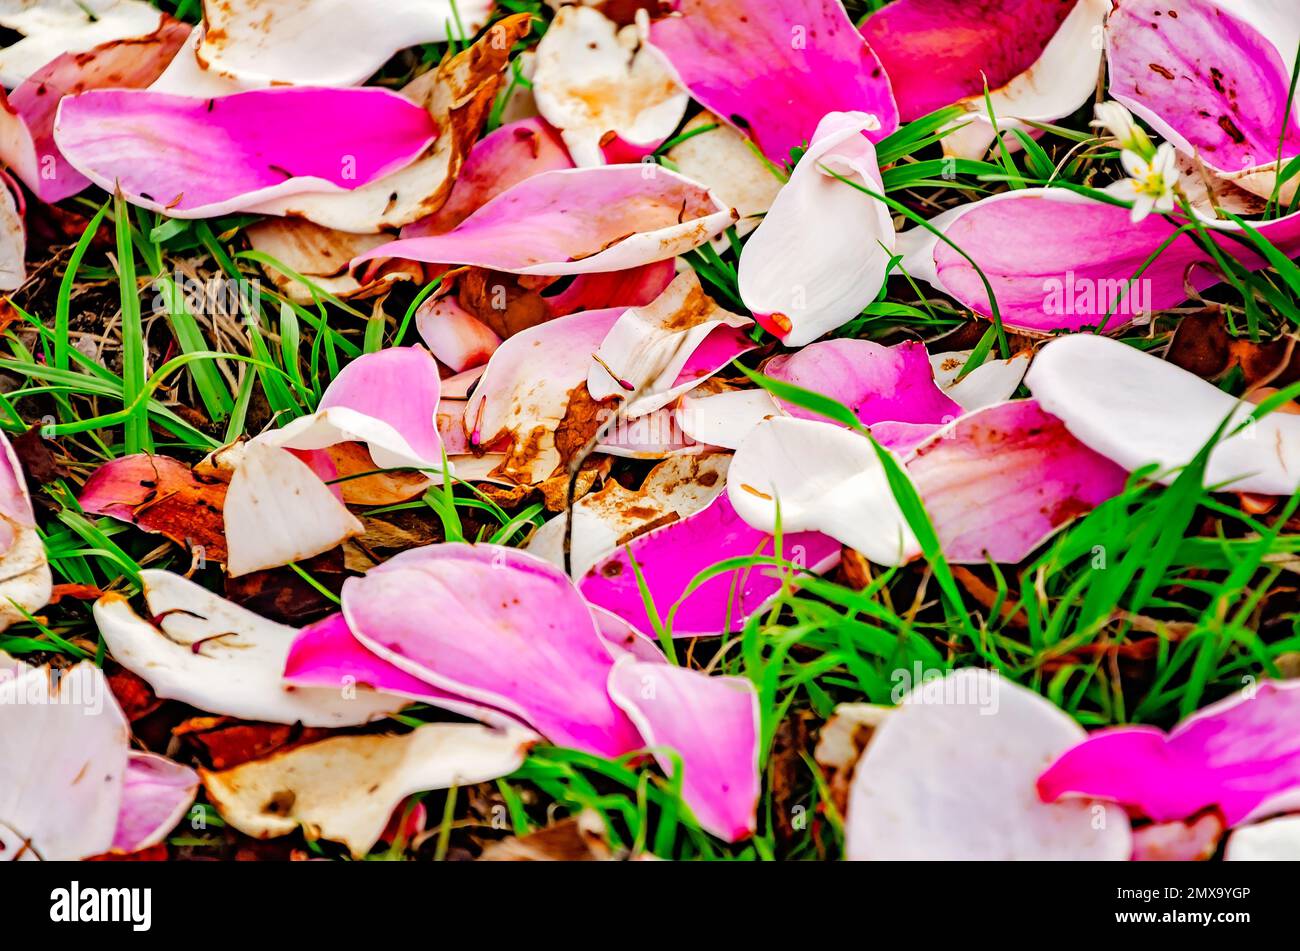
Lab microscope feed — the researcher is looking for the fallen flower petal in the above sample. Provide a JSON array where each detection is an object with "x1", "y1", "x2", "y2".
[
  {"x1": 54, "y1": 86, "x2": 437, "y2": 218},
  {"x1": 1226, "y1": 815, "x2": 1300, "y2": 860},
  {"x1": 675, "y1": 386, "x2": 782, "y2": 451},
  {"x1": 646, "y1": 0, "x2": 898, "y2": 164},
  {"x1": 1131, "y1": 814, "x2": 1224, "y2": 862},
  {"x1": 0, "y1": 428, "x2": 52, "y2": 631},
  {"x1": 112, "y1": 752, "x2": 199, "y2": 854},
  {"x1": 202, "y1": 724, "x2": 536, "y2": 857},
  {"x1": 94, "y1": 569, "x2": 408, "y2": 726},
  {"x1": 846, "y1": 668, "x2": 1131, "y2": 860},
  {"x1": 245, "y1": 219, "x2": 422, "y2": 303},
  {"x1": 607, "y1": 656, "x2": 760, "y2": 841},
  {"x1": 416, "y1": 295, "x2": 502, "y2": 372},
  {"x1": 0, "y1": 0, "x2": 163, "y2": 87},
  {"x1": 928, "y1": 348, "x2": 1031, "y2": 411},
  {"x1": 1037, "y1": 678, "x2": 1300, "y2": 826},
  {"x1": 0, "y1": 180, "x2": 23, "y2": 293},
  {"x1": 665, "y1": 112, "x2": 783, "y2": 239}
]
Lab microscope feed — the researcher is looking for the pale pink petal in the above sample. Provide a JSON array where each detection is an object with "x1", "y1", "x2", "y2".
[
  {"x1": 738, "y1": 111, "x2": 894, "y2": 345},
  {"x1": 1027, "y1": 333, "x2": 1300, "y2": 495},
  {"x1": 0, "y1": 17, "x2": 188, "y2": 203},
  {"x1": 766, "y1": 339, "x2": 961, "y2": 428},
  {"x1": 0, "y1": 0, "x2": 163, "y2": 87},
  {"x1": 1107, "y1": 0, "x2": 1300, "y2": 202},
  {"x1": 112, "y1": 752, "x2": 198, "y2": 854},
  {"x1": 355, "y1": 165, "x2": 737, "y2": 276},
  {"x1": 533, "y1": 5, "x2": 686, "y2": 167},
  {"x1": 607, "y1": 657, "x2": 760, "y2": 841},
  {"x1": 0, "y1": 428, "x2": 51, "y2": 631},
  {"x1": 846, "y1": 669, "x2": 1131, "y2": 860},
  {"x1": 53, "y1": 86, "x2": 436, "y2": 218},
  {"x1": 342, "y1": 544, "x2": 644, "y2": 758},
  {"x1": 905, "y1": 400, "x2": 1129, "y2": 564},
  {"x1": 1039, "y1": 679, "x2": 1300, "y2": 826},
  {"x1": 579, "y1": 491, "x2": 841, "y2": 639},
  {"x1": 595, "y1": 406, "x2": 706, "y2": 459},
  {"x1": 417, "y1": 296, "x2": 502, "y2": 372},
  {"x1": 646, "y1": 0, "x2": 898, "y2": 165},
  {"x1": 0, "y1": 179, "x2": 23, "y2": 293}
]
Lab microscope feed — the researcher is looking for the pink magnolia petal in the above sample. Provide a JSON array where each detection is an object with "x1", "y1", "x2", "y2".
[
  {"x1": 342, "y1": 544, "x2": 643, "y2": 758},
  {"x1": 905, "y1": 400, "x2": 1129, "y2": 564},
  {"x1": 607, "y1": 657, "x2": 760, "y2": 841},
  {"x1": 356, "y1": 165, "x2": 737, "y2": 276},
  {"x1": 860, "y1": 0, "x2": 1076, "y2": 121},
  {"x1": 0, "y1": 17, "x2": 189, "y2": 204},
  {"x1": 579, "y1": 491, "x2": 841, "y2": 638},
  {"x1": 402, "y1": 118, "x2": 574, "y2": 239},
  {"x1": 1107, "y1": 0, "x2": 1300, "y2": 200},
  {"x1": 416, "y1": 296, "x2": 502, "y2": 372},
  {"x1": 53, "y1": 86, "x2": 436, "y2": 218},
  {"x1": 1038, "y1": 679, "x2": 1300, "y2": 826},
  {"x1": 766, "y1": 339, "x2": 961, "y2": 428},
  {"x1": 544, "y1": 259, "x2": 677, "y2": 317},
  {"x1": 112, "y1": 751, "x2": 198, "y2": 854},
  {"x1": 646, "y1": 0, "x2": 898, "y2": 165}
]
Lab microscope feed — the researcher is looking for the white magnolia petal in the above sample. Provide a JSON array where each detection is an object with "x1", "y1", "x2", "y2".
[
  {"x1": 0, "y1": 0, "x2": 162, "y2": 87},
  {"x1": 202, "y1": 724, "x2": 536, "y2": 857},
  {"x1": 727, "y1": 416, "x2": 918, "y2": 566},
  {"x1": 676, "y1": 387, "x2": 783, "y2": 450},
  {"x1": 929, "y1": 349, "x2": 1031, "y2": 411},
  {"x1": 149, "y1": 25, "x2": 249, "y2": 96},
  {"x1": 223, "y1": 440, "x2": 364, "y2": 577},
  {"x1": 1026, "y1": 333, "x2": 1300, "y2": 494},
  {"x1": 1225, "y1": 815, "x2": 1300, "y2": 861},
  {"x1": 846, "y1": 669, "x2": 1132, "y2": 860},
  {"x1": 94, "y1": 570, "x2": 408, "y2": 726},
  {"x1": 738, "y1": 111, "x2": 895, "y2": 347}
]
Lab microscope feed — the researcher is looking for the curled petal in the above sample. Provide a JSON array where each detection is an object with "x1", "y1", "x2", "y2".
[
  {"x1": 416, "y1": 296, "x2": 502, "y2": 372},
  {"x1": 112, "y1": 752, "x2": 199, "y2": 854},
  {"x1": 846, "y1": 669, "x2": 1131, "y2": 860},
  {"x1": 245, "y1": 219, "x2": 421, "y2": 303},
  {"x1": 738, "y1": 112, "x2": 894, "y2": 345},
  {"x1": 355, "y1": 165, "x2": 737, "y2": 275},
  {"x1": 1038, "y1": 679, "x2": 1300, "y2": 826},
  {"x1": 202, "y1": 724, "x2": 536, "y2": 858},
  {"x1": 342, "y1": 544, "x2": 643, "y2": 758},
  {"x1": 533, "y1": 5, "x2": 686, "y2": 167},
  {"x1": 94, "y1": 570, "x2": 408, "y2": 726},
  {"x1": 646, "y1": 0, "x2": 898, "y2": 165},
  {"x1": 607, "y1": 657, "x2": 760, "y2": 841},
  {"x1": 54, "y1": 86, "x2": 436, "y2": 218},
  {"x1": 0, "y1": 0, "x2": 163, "y2": 87},
  {"x1": 929, "y1": 348, "x2": 1031, "y2": 411},
  {"x1": 1027, "y1": 333, "x2": 1300, "y2": 494}
]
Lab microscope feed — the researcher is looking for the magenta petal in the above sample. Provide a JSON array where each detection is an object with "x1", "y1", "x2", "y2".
[
  {"x1": 357, "y1": 166, "x2": 735, "y2": 275},
  {"x1": 341, "y1": 544, "x2": 643, "y2": 758},
  {"x1": 767, "y1": 339, "x2": 961, "y2": 428},
  {"x1": 607, "y1": 658, "x2": 760, "y2": 841},
  {"x1": 544, "y1": 260, "x2": 677, "y2": 317},
  {"x1": 1107, "y1": 0, "x2": 1300, "y2": 181},
  {"x1": 579, "y1": 492, "x2": 841, "y2": 638},
  {"x1": 1038, "y1": 680, "x2": 1300, "y2": 825},
  {"x1": 860, "y1": 0, "x2": 1074, "y2": 121},
  {"x1": 53, "y1": 87, "x2": 436, "y2": 217},
  {"x1": 315, "y1": 346, "x2": 443, "y2": 466},
  {"x1": 906, "y1": 400, "x2": 1129, "y2": 564},
  {"x1": 647, "y1": 0, "x2": 898, "y2": 165},
  {"x1": 112, "y1": 751, "x2": 198, "y2": 854}
]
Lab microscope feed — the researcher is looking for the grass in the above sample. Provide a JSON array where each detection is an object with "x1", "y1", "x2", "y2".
[{"x1": 4, "y1": 1, "x2": 1300, "y2": 861}]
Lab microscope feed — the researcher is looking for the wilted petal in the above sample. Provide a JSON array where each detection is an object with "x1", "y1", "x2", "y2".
[
  {"x1": 112, "y1": 752, "x2": 198, "y2": 854},
  {"x1": 416, "y1": 296, "x2": 502, "y2": 372},
  {"x1": 580, "y1": 491, "x2": 841, "y2": 638},
  {"x1": 196, "y1": 0, "x2": 495, "y2": 87},
  {"x1": 905, "y1": 400, "x2": 1129, "y2": 564},
  {"x1": 248, "y1": 15, "x2": 530, "y2": 232},
  {"x1": 54, "y1": 86, "x2": 436, "y2": 218},
  {"x1": 0, "y1": 662, "x2": 128, "y2": 861},
  {"x1": 202, "y1": 724, "x2": 536, "y2": 857},
  {"x1": 0, "y1": 429, "x2": 51, "y2": 631},
  {"x1": 245, "y1": 219, "x2": 421, "y2": 303},
  {"x1": 1226, "y1": 815, "x2": 1300, "y2": 860},
  {"x1": 607, "y1": 657, "x2": 759, "y2": 841},
  {"x1": 94, "y1": 569, "x2": 408, "y2": 726},
  {"x1": 646, "y1": 0, "x2": 898, "y2": 165},
  {"x1": 738, "y1": 112, "x2": 894, "y2": 346},
  {"x1": 342, "y1": 544, "x2": 643, "y2": 757},
  {"x1": 1038, "y1": 679, "x2": 1300, "y2": 826},
  {"x1": 1107, "y1": 0, "x2": 1300, "y2": 203},
  {"x1": 929, "y1": 348, "x2": 1031, "y2": 411},
  {"x1": 1131, "y1": 814, "x2": 1224, "y2": 861},
  {"x1": 355, "y1": 165, "x2": 736, "y2": 275},
  {"x1": 0, "y1": 181, "x2": 23, "y2": 293},
  {"x1": 1027, "y1": 333, "x2": 1300, "y2": 494},
  {"x1": 666, "y1": 112, "x2": 783, "y2": 240},
  {"x1": 527, "y1": 452, "x2": 729, "y2": 577},
  {"x1": 588, "y1": 270, "x2": 754, "y2": 417},
  {"x1": 534, "y1": 5, "x2": 686, "y2": 167},
  {"x1": 766, "y1": 339, "x2": 961, "y2": 428},
  {"x1": 727, "y1": 416, "x2": 918, "y2": 567},
  {"x1": 595, "y1": 405, "x2": 705, "y2": 459},
  {"x1": 846, "y1": 669, "x2": 1131, "y2": 860},
  {"x1": 0, "y1": 17, "x2": 188, "y2": 204},
  {"x1": 223, "y1": 440, "x2": 363, "y2": 577},
  {"x1": 0, "y1": 0, "x2": 163, "y2": 86},
  {"x1": 79, "y1": 453, "x2": 228, "y2": 562}
]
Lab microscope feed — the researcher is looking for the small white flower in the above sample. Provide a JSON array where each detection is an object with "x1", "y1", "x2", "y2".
[
  {"x1": 1114, "y1": 143, "x2": 1179, "y2": 223},
  {"x1": 1092, "y1": 101, "x2": 1153, "y2": 157}
]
